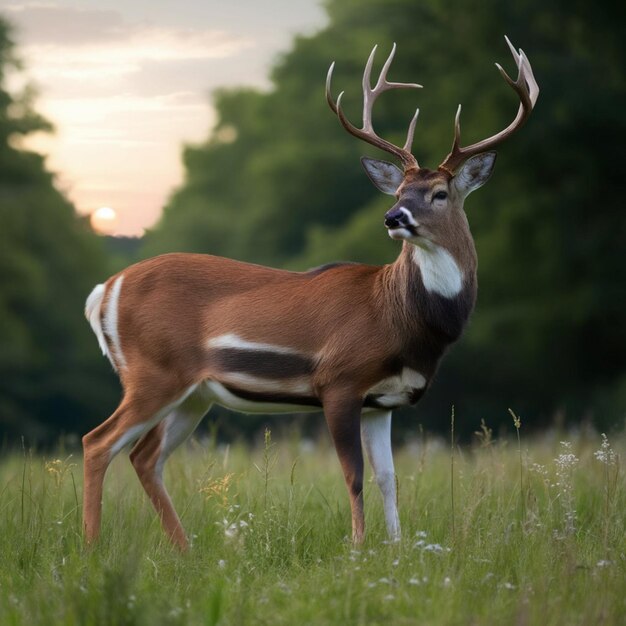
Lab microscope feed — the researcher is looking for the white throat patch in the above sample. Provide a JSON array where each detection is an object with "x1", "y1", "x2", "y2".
[{"x1": 412, "y1": 241, "x2": 463, "y2": 298}]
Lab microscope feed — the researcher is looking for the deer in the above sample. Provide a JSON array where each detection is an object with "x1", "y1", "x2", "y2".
[{"x1": 83, "y1": 37, "x2": 538, "y2": 550}]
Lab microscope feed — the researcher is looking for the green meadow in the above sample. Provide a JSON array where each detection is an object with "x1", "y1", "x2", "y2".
[{"x1": 0, "y1": 425, "x2": 624, "y2": 625}]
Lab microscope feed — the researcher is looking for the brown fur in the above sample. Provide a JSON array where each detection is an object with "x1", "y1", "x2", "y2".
[{"x1": 82, "y1": 167, "x2": 481, "y2": 549}]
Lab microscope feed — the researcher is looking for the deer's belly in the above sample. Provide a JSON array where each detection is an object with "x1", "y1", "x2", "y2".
[
  {"x1": 203, "y1": 333, "x2": 428, "y2": 413},
  {"x1": 203, "y1": 379, "x2": 321, "y2": 414}
]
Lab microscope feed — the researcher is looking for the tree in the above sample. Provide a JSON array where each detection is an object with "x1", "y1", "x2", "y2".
[{"x1": 0, "y1": 17, "x2": 119, "y2": 443}]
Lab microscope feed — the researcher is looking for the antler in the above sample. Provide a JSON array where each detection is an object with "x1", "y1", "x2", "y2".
[
  {"x1": 326, "y1": 44, "x2": 422, "y2": 171},
  {"x1": 438, "y1": 36, "x2": 539, "y2": 176}
]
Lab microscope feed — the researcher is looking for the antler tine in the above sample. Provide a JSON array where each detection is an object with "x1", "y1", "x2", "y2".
[
  {"x1": 326, "y1": 62, "x2": 338, "y2": 114},
  {"x1": 503, "y1": 36, "x2": 539, "y2": 107},
  {"x1": 326, "y1": 44, "x2": 422, "y2": 171},
  {"x1": 403, "y1": 107, "x2": 420, "y2": 154},
  {"x1": 439, "y1": 36, "x2": 539, "y2": 175}
]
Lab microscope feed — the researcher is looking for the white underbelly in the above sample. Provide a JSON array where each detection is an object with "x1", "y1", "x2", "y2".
[{"x1": 203, "y1": 380, "x2": 321, "y2": 414}]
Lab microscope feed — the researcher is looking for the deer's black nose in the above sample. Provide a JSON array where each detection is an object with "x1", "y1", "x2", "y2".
[
  {"x1": 384, "y1": 215, "x2": 400, "y2": 228},
  {"x1": 384, "y1": 209, "x2": 404, "y2": 229}
]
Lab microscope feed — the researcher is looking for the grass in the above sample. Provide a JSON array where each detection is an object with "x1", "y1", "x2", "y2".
[{"x1": 0, "y1": 425, "x2": 625, "y2": 625}]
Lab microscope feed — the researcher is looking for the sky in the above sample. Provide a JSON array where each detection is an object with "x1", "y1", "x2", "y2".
[{"x1": 2, "y1": 0, "x2": 327, "y2": 235}]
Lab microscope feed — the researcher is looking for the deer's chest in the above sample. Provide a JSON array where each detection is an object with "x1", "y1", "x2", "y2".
[{"x1": 364, "y1": 367, "x2": 427, "y2": 409}]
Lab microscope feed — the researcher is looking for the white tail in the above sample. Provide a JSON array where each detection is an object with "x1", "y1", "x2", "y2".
[{"x1": 85, "y1": 284, "x2": 108, "y2": 360}]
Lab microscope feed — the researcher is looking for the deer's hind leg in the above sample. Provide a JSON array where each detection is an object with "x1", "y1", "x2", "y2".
[
  {"x1": 129, "y1": 390, "x2": 212, "y2": 550},
  {"x1": 81, "y1": 374, "x2": 196, "y2": 546}
]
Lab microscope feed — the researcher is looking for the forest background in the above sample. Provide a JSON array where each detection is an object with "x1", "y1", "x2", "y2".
[{"x1": 0, "y1": 0, "x2": 624, "y2": 445}]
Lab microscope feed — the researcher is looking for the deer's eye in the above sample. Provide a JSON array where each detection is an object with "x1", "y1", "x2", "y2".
[{"x1": 433, "y1": 191, "x2": 448, "y2": 201}]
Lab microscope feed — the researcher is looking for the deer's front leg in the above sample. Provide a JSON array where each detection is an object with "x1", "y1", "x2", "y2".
[
  {"x1": 323, "y1": 391, "x2": 365, "y2": 544},
  {"x1": 361, "y1": 410, "x2": 400, "y2": 541}
]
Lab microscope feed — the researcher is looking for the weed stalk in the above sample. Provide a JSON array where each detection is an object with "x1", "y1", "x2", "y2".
[
  {"x1": 450, "y1": 405, "x2": 456, "y2": 542},
  {"x1": 509, "y1": 408, "x2": 526, "y2": 527}
]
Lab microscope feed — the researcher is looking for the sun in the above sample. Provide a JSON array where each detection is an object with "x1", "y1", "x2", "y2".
[{"x1": 90, "y1": 206, "x2": 118, "y2": 235}]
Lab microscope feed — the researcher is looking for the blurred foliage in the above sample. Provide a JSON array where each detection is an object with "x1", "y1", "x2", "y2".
[
  {"x1": 144, "y1": 0, "x2": 625, "y2": 436},
  {"x1": 0, "y1": 18, "x2": 119, "y2": 444}
]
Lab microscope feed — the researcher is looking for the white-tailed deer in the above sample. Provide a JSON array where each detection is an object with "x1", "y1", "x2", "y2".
[{"x1": 84, "y1": 38, "x2": 538, "y2": 549}]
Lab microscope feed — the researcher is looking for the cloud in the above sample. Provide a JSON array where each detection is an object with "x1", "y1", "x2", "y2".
[
  {"x1": 5, "y1": 3, "x2": 252, "y2": 84},
  {"x1": 4, "y1": 2, "x2": 128, "y2": 45}
]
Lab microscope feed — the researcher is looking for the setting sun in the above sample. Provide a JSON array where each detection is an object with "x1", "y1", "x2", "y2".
[{"x1": 90, "y1": 206, "x2": 118, "y2": 234}]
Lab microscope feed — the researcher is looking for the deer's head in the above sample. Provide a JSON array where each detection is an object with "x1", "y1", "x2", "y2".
[{"x1": 326, "y1": 39, "x2": 538, "y2": 249}]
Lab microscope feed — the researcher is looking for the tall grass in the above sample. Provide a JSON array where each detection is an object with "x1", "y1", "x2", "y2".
[{"x1": 0, "y1": 427, "x2": 624, "y2": 625}]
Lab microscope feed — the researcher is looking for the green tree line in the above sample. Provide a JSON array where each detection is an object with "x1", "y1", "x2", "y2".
[
  {"x1": 0, "y1": 18, "x2": 118, "y2": 444},
  {"x1": 0, "y1": 0, "x2": 624, "y2": 443}
]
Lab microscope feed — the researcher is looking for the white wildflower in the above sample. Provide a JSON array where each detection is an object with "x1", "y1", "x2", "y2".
[
  {"x1": 529, "y1": 462, "x2": 548, "y2": 477},
  {"x1": 555, "y1": 441, "x2": 579, "y2": 472},
  {"x1": 553, "y1": 441, "x2": 579, "y2": 535},
  {"x1": 594, "y1": 434, "x2": 616, "y2": 465},
  {"x1": 276, "y1": 581, "x2": 291, "y2": 594}
]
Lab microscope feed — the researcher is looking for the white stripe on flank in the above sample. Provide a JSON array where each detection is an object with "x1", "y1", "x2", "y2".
[
  {"x1": 219, "y1": 372, "x2": 312, "y2": 395},
  {"x1": 203, "y1": 380, "x2": 320, "y2": 414},
  {"x1": 412, "y1": 240, "x2": 463, "y2": 298},
  {"x1": 103, "y1": 275, "x2": 127, "y2": 369},
  {"x1": 207, "y1": 333, "x2": 302, "y2": 355}
]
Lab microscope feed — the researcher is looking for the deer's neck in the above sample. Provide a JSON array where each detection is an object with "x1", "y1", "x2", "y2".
[{"x1": 382, "y1": 235, "x2": 477, "y2": 345}]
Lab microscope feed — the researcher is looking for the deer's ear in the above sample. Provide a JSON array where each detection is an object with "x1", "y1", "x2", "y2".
[
  {"x1": 361, "y1": 157, "x2": 404, "y2": 195},
  {"x1": 453, "y1": 152, "x2": 497, "y2": 198}
]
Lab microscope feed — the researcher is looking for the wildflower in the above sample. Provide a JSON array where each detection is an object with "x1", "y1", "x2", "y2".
[
  {"x1": 594, "y1": 434, "x2": 616, "y2": 465},
  {"x1": 276, "y1": 581, "x2": 291, "y2": 594},
  {"x1": 45, "y1": 456, "x2": 76, "y2": 488},
  {"x1": 424, "y1": 543, "x2": 450, "y2": 553},
  {"x1": 199, "y1": 473, "x2": 235, "y2": 508},
  {"x1": 553, "y1": 441, "x2": 579, "y2": 535},
  {"x1": 529, "y1": 463, "x2": 548, "y2": 478},
  {"x1": 555, "y1": 441, "x2": 579, "y2": 472}
]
